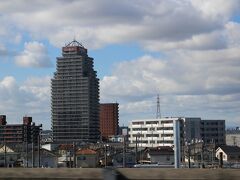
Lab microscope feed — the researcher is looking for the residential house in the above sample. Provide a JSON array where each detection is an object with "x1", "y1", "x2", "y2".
[
  {"x1": 144, "y1": 146, "x2": 174, "y2": 165},
  {"x1": 76, "y1": 149, "x2": 99, "y2": 168},
  {"x1": 0, "y1": 145, "x2": 20, "y2": 167},
  {"x1": 57, "y1": 144, "x2": 74, "y2": 167},
  {"x1": 216, "y1": 145, "x2": 240, "y2": 162},
  {"x1": 27, "y1": 149, "x2": 58, "y2": 168},
  {"x1": 112, "y1": 151, "x2": 135, "y2": 167}
]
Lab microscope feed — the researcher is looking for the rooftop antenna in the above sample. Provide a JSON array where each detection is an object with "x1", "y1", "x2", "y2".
[{"x1": 156, "y1": 94, "x2": 161, "y2": 119}]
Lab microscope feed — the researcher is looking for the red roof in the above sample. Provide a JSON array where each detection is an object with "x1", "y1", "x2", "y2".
[
  {"x1": 76, "y1": 149, "x2": 97, "y2": 155},
  {"x1": 58, "y1": 144, "x2": 73, "y2": 150}
]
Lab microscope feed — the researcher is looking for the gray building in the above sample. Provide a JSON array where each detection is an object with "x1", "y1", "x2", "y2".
[
  {"x1": 201, "y1": 120, "x2": 225, "y2": 145},
  {"x1": 51, "y1": 40, "x2": 100, "y2": 144}
]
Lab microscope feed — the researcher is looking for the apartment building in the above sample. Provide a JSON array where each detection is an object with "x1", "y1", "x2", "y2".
[
  {"x1": 0, "y1": 115, "x2": 42, "y2": 144},
  {"x1": 51, "y1": 40, "x2": 100, "y2": 143},
  {"x1": 128, "y1": 117, "x2": 225, "y2": 148}
]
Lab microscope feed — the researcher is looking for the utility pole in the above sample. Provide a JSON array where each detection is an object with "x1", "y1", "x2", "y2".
[
  {"x1": 73, "y1": 142, "x2": 76, "y2": 168},
  {"x1": 38, "y1": 134, "x2": 40, "y2": 168},
  {"x1": 187, "y1": 143, "x2": 191, "y2": 168},
  {"x1": 135, "y1": 135, "x2": 138, "y2": 164},
  {"x1": 4, "y1": 139, "x2": 7, "y2": 168},
  {"x1": 26, "y1": 141, "x2": 28, "y2": 167},
  {"x1": 123, "y1": 136, "x2": 126, "y2": 168},
  {"x1": 26, "y1": 125, "x2": 28, "y2": 168},
  {"x1": 32, "y1": 124, "x2": 35, "y2": 168},
  {"x1": 104, "y1": 144, "x2": 109, "y2": 167},
  {"x1": 201, "y1": 140, "x2": 204, "y2": 168}
]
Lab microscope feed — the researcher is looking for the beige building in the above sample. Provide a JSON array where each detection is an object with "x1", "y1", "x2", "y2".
[{"x1": 226, "y1": 129, "x2": 240, "y2": 147}]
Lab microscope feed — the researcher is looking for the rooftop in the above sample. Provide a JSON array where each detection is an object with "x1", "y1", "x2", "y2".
[
  {"x1": 76, "y1": 149, "x2": 97, "y2": 155},
  {"x1": 218, "y1": 145, "x2": 240, "y2": 154}
]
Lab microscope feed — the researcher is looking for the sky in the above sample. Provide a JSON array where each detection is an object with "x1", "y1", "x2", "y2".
[{"x1": 0, "y1": 0, "x2": 240, "y2": 130}]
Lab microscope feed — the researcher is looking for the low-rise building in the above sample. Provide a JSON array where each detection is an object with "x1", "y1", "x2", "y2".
[
  {"x1": 145, "y1": 146, "x2": 174, "y2": 165},
  {"x1": 112, "y1": 151, "x2": 135, "y2": 167},
  {"x1": 0, "y1": 145, "x2": 20, "y2": 167},
  {"x1": 216, "y1": 145, "x2": 240, "y2": 162},
  {"x1": 27, "y1": 149, "x2": 58, "y2": 168},
  {"x1": 76, "y1": 149, "x2": 99, "y2": 168}
]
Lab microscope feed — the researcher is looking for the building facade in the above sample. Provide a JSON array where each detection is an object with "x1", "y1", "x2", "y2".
[
  {"x1": 100, "y1": 103, "x2": 119, "y2": 140},
  {"x1": 201, "y1": 120, "x2": 225, "y2": 145},
  {"x1": 51, "y1": 40, "x2": 100, "y2": 143},
  {"x1": 128, "y1": 117, "x2": 225, "y2": 148},
  {"x1": 226, "y1": 128, "x2": 240, "y2": 147},
  {"x1": 0, "y1": 115, "x2": 41, "y2": 144}
]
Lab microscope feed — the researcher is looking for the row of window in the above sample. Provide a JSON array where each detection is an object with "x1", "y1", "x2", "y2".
[
  {"x1": 131, "y1": 140, "x2": 173, "y2": 144},
  {"x1": 132, "y1": 120, "x2": 174, "y2": 125},
  {"x1": 131, "y1": 133, "x2": 174, "y2": 138},
  {"x1": 130, "y1": 127, "x2": 173, "y2": 131}
]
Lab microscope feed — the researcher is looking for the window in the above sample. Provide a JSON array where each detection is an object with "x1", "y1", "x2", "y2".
[
  {"x1": 77, "y1": 156, "x2": 86, "y2": 160},
  {"x1": 161, "y1": 134, "x2": 173, "y2": 137},
  {"x1": 161, "y1": 120, "x2": 173, "y2": 124},
  {"x1": 146, "y1": 121, "x2": 159, "y2": 125},
  {"x1": 146, "y1": 134, "x2": 159, "y2": 137},
  {"x1": 132, "y1": 121, "x2": 144, "y2": 125},
  {"x1": 157, "y1": 127, "x2": 173, "y2": 130}
]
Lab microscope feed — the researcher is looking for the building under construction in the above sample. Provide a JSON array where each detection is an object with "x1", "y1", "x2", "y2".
[{"x1": 51, "y1": 40, "x2": 100, "y2": 144}]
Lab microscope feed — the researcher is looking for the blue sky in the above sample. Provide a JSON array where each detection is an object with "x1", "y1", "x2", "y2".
[{"x1": 0, "y1": 0, "x2": 240, "y2": 130}]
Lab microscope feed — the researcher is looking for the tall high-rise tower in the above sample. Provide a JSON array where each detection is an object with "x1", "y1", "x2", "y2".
[{"x1": 51, "y1": 40, "x2": 100, "y2": 144}]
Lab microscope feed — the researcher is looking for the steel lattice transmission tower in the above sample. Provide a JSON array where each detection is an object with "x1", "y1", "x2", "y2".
[{"x1": 156, "y1": 94, "x2": 161, "y2": 119}]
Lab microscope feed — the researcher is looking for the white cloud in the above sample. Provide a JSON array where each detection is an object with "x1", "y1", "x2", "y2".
[
  {"x1": 0, "y1": 76, "x2": 51, "y2": 129},
  {"x1": 0, "y1": 0, "x2": 239, "y2": 50},
  {"x1": 0, "y1": 0, "x2": 240, "y2": 128},
  {"x1": 100, "y1": 48, "x2": 240, "y2": 126},
  {"x1": 15, "y1": 41, "x2": 52, "y2": 68},
  {"x1": 0, "y1": 44, "x2": 8, "y2": 56}
]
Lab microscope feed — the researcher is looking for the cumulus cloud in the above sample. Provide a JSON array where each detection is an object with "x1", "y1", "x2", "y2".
[
  {"x1": 100, "y1": 48, "x2": 240, "y2": 125},
  {"x1": 0, "y1": 0, "x2": 240, "y2": 127},
  {"x1": 0, "y1": 0, "x2": 239, "y2": 50},
  {"x1": 0, "y1": 76, "x2": 51, "y2": 128},
  {"x1": 15, "y1": 41, "x2": 52, "y2": 68}
]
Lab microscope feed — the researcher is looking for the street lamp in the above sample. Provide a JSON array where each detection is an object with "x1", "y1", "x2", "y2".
[{"x1": 200, "y1": 139, "x2": 204, "y2": 168}]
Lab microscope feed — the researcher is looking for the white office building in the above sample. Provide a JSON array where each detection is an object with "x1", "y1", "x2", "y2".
[
  {"x1": 128, "y1": 117, "x2": 225, "y2": 148},
  {"x1": 128, "y1": 117, "x2": 180, "y2": 148}
]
